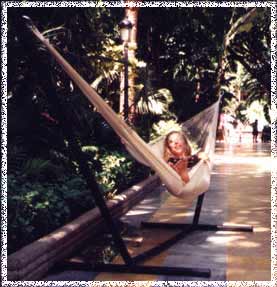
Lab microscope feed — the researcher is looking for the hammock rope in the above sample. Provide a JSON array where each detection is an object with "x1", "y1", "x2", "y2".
[
  {"x1": 125, "y1": 98, "x2": 220, "y2": 200},
  {"x1": 27, "y1": 20, "x2": 220, "y2": 199}
]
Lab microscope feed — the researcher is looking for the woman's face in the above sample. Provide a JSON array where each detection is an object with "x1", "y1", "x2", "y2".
[{"x1": 167, "y1": 133, "x2": 186, "y2": 157}]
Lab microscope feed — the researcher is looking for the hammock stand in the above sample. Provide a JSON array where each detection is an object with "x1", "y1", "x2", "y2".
[
  {"x1": 59, "y1": 187, "x2": 253, "y2": 278},
  {"x1": 140, "y1": 192, "x2": 253, "y2": 259},
  {"x1": 24, "y1": 17, "x2": 253, "y2": 278}
]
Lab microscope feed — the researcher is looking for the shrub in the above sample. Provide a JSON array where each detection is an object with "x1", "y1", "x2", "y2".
[
  {"x1": 7, "y1": 150, "x2": 149, "y2": 254},
  {"x1": 97, "y1": 150, "x2": 149, "y2": 197},
  {"x1": 7, "y1": 173, "x2": 94, "y2": 254},
  {"x1": 82, "y1": 146, "x2": 150, "y2": 197}
]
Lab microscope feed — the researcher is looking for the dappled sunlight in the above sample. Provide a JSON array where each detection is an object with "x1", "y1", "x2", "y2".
[
  {"x1": 227, "y1": 218, "x2": 261, "y2": 225},
  {"x1": 235, "y1": 208, "x2": 269, "y2": 215},
  {"x1": 39, "y1": 222, "x2": 82, "y2": 242},
  {"x1": 39, "y1": 231, "x2": 68, "y2": 242},
  {"x1": 250, "y1": 226, "x2": 270, "y2": 232},
  {"x1": 113, "y1": 194, "x2": 127, "y2": 200},
  {"x1": 206, "y1": 234, "x2": 245, "y2": 245},
  {"x1": 237, "y1": 240, "x2": 261, "y2": 248},
  {"x1": 171, "y1": 212, "x2": 191, "y2": 218},
  {"x1": 211, "y1": 170, "x2": 270, "y2": 177},
  {"x1": 211, "y1": 172, "x2": 268, "y2": 179},
  {"x1": 151, "y1": 211, "x2": 192, "y2": 220},
  {"x1": 143, "y1": 198, "x2": 159, "y2": 203},
  {"x1": 127, "y1": 209, "x2": 154, "y2": 216},
  {"x1": 126, "y1": 205, "x2": 160, "y2": 215},
  {"x1": 205, "y1": 232, "x2": 261, "y2": 248},
  {"x1": 137, "y1": 206, "x2": 159, "y2": 210},
  {"x1": 236, "y1": 173, "x2": 269, "y2": 178},
  {"x1": 250, "y1": 206, "x2": 270, "y2": 211},
  {"x1": 243, "y1": 220, "x2": 264, "y2": 226},
  {"x1": 214, "y1": 155, "x2": 271, "y2": 173},
  {"x1": 131, "y1": 185, "x2": 143, "y2": 191},
  {"x1": 215, "y1": 230, "x2": 241, "y2": 235},
  {"x1": 167, "y1": 202, "x2": 193, "y2": 208},
  {"x1": 209, "y1": 209, "x2": 224, "y2": 214},
  {"x1": 237, "y1": 210, "x2": 252, "y2": 215}
]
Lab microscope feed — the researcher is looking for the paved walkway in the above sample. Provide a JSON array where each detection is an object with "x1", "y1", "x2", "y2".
[
  {"x1": 94, "y1": 142, "x2": 271, "y2": 282},
  {"x1": 45, "y1": 142, "x2": 271, "y2": 282}
]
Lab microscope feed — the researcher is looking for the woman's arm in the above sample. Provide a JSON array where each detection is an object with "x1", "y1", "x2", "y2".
[{"x1": 168, "y1": 158, "x2": 190, "y2": 183}]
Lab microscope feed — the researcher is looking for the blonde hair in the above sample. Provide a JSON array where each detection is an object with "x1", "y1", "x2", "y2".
[{"x1": 163, "y1": 131, "x2": 192, "y2": 162}]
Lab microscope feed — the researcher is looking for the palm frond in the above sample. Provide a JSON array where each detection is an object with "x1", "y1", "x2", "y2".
[{"x1": 136, "y1": 89, "x2": 173, "y2": 116}]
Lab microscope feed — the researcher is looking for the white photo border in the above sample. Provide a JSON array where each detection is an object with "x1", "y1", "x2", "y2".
[{"x1": 1, "y1": 1, "x2": 276, "y2": 286}]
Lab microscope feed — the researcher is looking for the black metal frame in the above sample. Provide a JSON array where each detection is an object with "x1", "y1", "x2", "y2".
[
  {"x1": 60, "y1": 191, "x2": 253, "y2": 278},
  {"x1": 60, "y1": 192, "x2": 211, "y2": 278},
  {"x1": 140, "y1": 193, "x2": 253, "y2": 260}
]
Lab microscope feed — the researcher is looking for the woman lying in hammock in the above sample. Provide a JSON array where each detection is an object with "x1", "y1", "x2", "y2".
[{"x1": 163, "y1": 131, "x2": 209, "y2": 183}]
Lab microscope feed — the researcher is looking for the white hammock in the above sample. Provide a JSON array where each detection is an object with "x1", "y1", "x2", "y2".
[
  {"x1": 29, "y1": 24, "x2": 220, "y2": 200},
  {"x1": 125, "y1": 99, "x2": 220, "y2": 200}
]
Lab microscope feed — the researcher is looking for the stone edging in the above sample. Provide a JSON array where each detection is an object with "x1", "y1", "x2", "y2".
[{"x1": 7, "y1": 175, "x2": 160, "y2": 281}]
